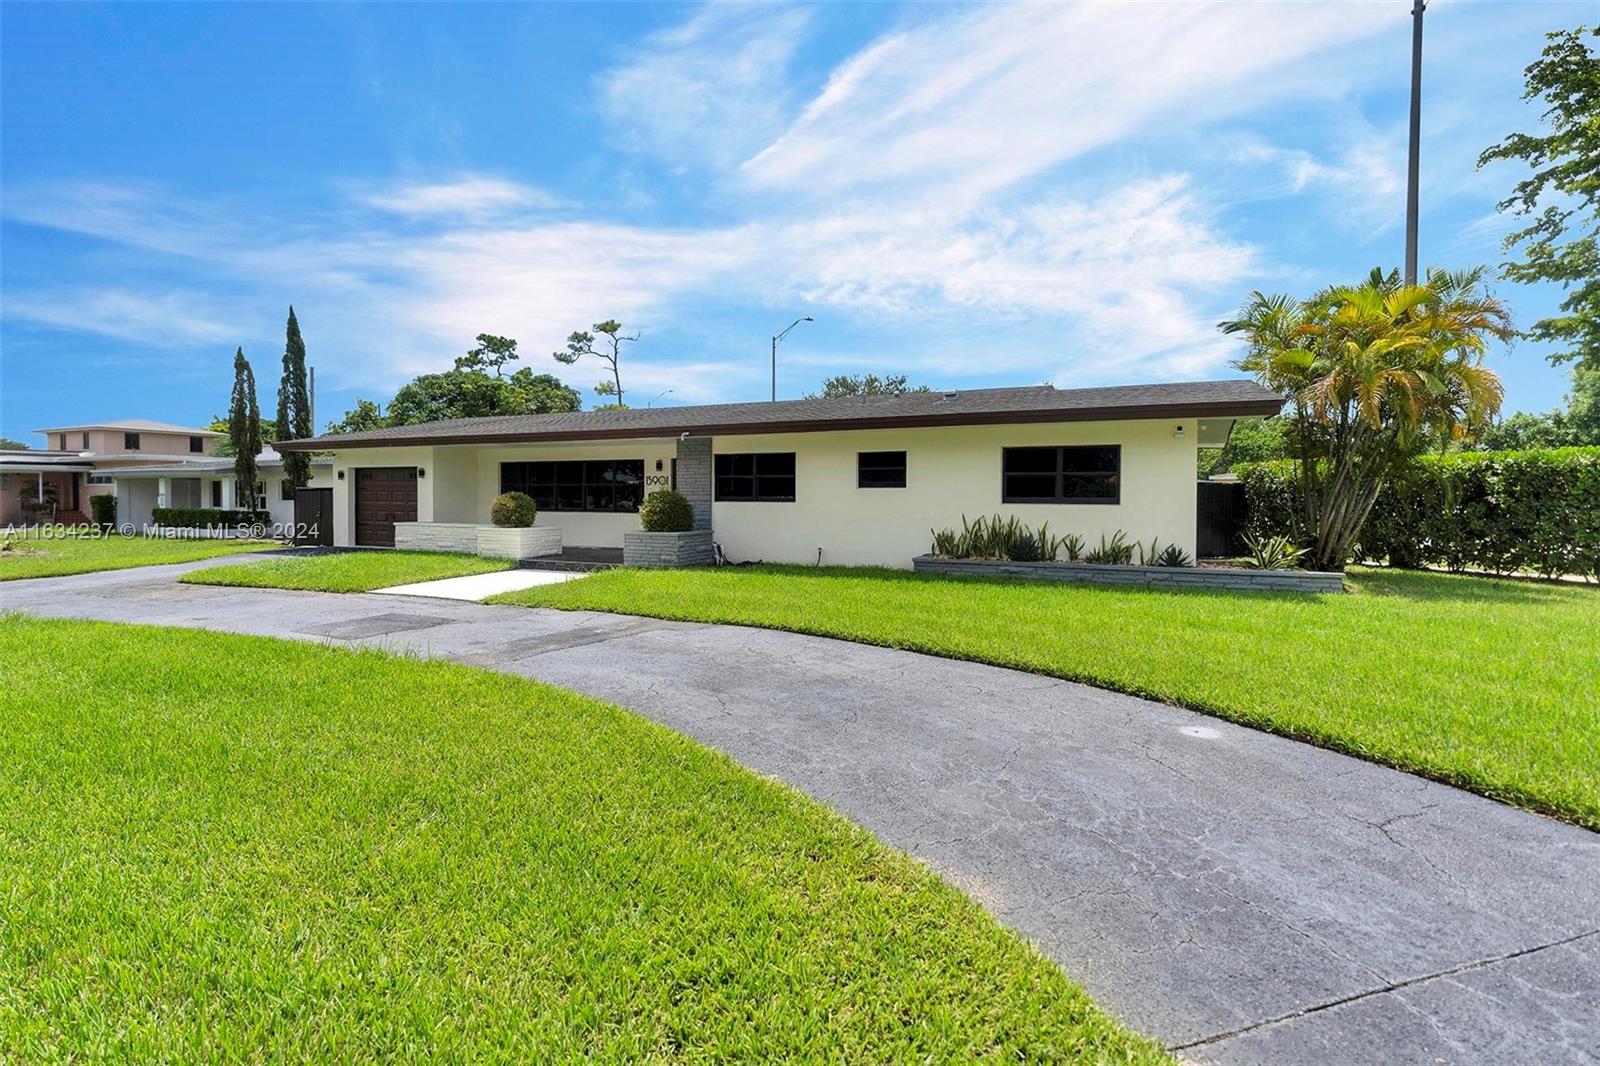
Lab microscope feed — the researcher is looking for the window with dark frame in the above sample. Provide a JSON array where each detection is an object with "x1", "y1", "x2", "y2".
[
  {"x1": 57, "y1": 434, "x2": 68, "y2": 451},
  {"x1": 714, "y1": 452, "x2": 796, "y2": 501},
  {"x1": 211, "y1": 481, "x2": 223, "y2": 507},
  {"x1": 1002, "y1": 445, "x2": 1120, "y2": 504},
  {"x1": 500, "y1": 460, "x2": 645, "y2": 513},
  {"x1": 857, "y1": 450, "x2": 907, "y2": 489},
  {"x1": 280, "y1": 479, "x2": 296, "y2": 502},
  {"x1": 124, "y1": 432, "x2": 141, "y2": 450},
  {"x1": 81, "y1": 433, "x2": 90, "y2": 449},
  {"x1": 190, "y1": 436, "x2": 204, "y2": 453}
]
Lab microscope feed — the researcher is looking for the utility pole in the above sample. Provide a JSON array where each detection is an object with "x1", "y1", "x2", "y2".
[{"x1": 1405, "y1": 0, "x2": 1425, "y2": 286}]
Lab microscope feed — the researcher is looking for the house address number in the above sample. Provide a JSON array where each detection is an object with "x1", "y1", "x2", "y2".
[{"x1": 646, "y1": 474, "x2": 670, "y2": 486}]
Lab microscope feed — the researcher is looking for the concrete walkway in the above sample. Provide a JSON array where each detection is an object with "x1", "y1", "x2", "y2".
[
  {"x1": 5, "y1": 558, "x2": 1598, "y2": 1064},
  {"x1": 371, "y1": 567, "x2": 583, "y2": 601}
]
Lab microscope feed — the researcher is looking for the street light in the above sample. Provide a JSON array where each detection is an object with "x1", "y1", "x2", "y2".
[
  {"x1": 771, "y1": 316, "x2": 813, "y2": 402},
  {"x1": 648, "y1": 388, "x2": 674, "y2": 408}
]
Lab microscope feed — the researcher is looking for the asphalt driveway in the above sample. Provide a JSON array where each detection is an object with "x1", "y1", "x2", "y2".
[{"x1": 4, "y1": 557, "x2": 1597, "y2": 1064}]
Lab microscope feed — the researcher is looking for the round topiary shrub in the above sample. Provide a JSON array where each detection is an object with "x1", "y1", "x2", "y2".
[
  {"x1": 489, "y1": 491, "x2": 538, "y2": 528},
  {"x1": 639, "y1": 489, "x2": 693, "y2": 533}
]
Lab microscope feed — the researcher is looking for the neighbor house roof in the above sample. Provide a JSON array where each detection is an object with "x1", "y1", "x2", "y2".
[
  {"x1": 278, "y1": 380, "x2": 1283, "y2": 451},
  {"x1": 33, "y1": 419, "x2": 224, "y2": 436},
  {"x1": 104, "y1": 449, "x2": 334, "y2": 477}
]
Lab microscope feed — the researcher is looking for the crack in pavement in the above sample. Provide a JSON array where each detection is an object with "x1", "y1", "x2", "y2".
[{"x1": 1171, "y1": 928, "x2": 1600, "y2": 1053}]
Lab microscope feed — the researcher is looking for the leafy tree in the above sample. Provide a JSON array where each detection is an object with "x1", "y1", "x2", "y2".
[
  {"x1": 1220, "y1": 267, "x2": 1511, "y2": 570},
  {"x1": 206, "y1": 415, "x2": 277, "y2": 457},
  {"x1": 553, "y1": 320, "x2": 635, "y2": 407},
  {"x1": 1472, "y1": 364, "x2": 1600, "y2": 449},
  {"x1": 326, "y1": 399, "x2": 387, "y2": 435},
  {"x1": 1196, "y1": 416, "x2": 1292, "y2": 477},
  {"x1": 1478, "y1": 25, "x2": 1600, "y2": 371},
  {"x1": 275, "y1": 307, "x2": 313, "y2": 489},
  {"x1": 227, "y1": 348, "x2": 263, "y2": 511},
  {"x1": 808, "y1": 373, "x2": 931, "y2": 399},
  {"x1": 0, "y1": 437, "x2": 29, "y2": 450},
  {"x1": 386, "y1": 368, "x2": 579, "y2": 426},
  {"x1": 455, "y1": 334, "x2": 521, "y2": 378}
]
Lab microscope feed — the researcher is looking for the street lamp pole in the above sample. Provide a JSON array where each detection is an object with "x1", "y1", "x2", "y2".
[
  {"x1": 771, "y1": 316, "x2": 812, "y2": 402},
  {"x1": 1404, "y1": 0, "x2": 1425, "y2": 286}
]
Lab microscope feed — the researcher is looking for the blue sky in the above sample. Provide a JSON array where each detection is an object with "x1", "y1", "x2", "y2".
[{"x1": 0, "y1": 1, "x2": 1588, "y2": 442}]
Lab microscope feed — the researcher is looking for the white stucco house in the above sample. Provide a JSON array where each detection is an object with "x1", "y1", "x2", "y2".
[
  {"x1": 274, "y1": 380, "x2": 1282, "y2": 568},
  {"x1": 110, "y1": 449, "x2": 334, "y2": 530}
]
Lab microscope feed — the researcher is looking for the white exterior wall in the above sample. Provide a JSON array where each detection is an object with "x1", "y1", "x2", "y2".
[
  {"x1": 709, "y1": 419, "x2": 1200, "y2": 568},
  {"x1": 320, "y1": 419, "x2": 1199, "y2": 562},
  {"x1": 468, "y1": 439, "x2": 677, "y2": 548},
  {"x1": 330, "y1": 446, "x2": 439, "y2": 545}
]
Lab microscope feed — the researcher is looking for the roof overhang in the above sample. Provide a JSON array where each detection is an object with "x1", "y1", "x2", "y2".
[{"x1": 278, "y1": 398, "x2": 1285, "y2": 452}]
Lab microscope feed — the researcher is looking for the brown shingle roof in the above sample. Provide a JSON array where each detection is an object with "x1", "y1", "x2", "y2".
[{"x1": 277, "y1": 379, "x2": 1282, "y2": 451}]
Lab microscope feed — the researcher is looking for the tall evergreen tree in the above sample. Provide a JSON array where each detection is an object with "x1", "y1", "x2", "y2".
[
  {"x1": 229, "y1": 347, "x2": 263, "y2": 514},
  {"x1": 276, "y1": 307, "x2": 313, "y2": 489}
]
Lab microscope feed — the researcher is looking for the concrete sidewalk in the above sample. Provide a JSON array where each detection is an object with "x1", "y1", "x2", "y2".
[{"x1": 4, "y1": 560, "x2": 1597, "y2": 1064}]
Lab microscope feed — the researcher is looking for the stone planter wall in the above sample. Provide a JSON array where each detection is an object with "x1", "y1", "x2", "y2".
[
  {"x1": 477, "y1": 525, "x2": 562, "y2": 560},
  {"x1": 394, "y1": 522, "x2": 479, "y2": 554},
  {"x1": 911, "y1": 555, "x2": 1345, "y2": 594},
  {"x1": 624, "y1": 529, "x2": 715, "y2": 568},
  {"x1": 395, "y1": 522, "x2": 562, "y2": 561}
]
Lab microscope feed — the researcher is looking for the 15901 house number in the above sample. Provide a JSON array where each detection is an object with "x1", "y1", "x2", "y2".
[{"x1": 646, "y1": 474, "x2": 670, "y2": 486}]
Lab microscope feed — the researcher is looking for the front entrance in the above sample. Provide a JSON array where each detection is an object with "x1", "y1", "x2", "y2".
[
  {"x1": 294, "y1": 487, "x2": 334, "y2": 546},
  {"x1": 354, "y1": 468, "x2": 417, "y2": 547}
]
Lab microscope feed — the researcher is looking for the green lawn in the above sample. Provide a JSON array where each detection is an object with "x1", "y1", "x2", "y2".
[
  {"x1": 183, "y1": 549, "x2": 512, "y2": 592},
  {"x1": 492, "y1": 565, "x2": 1600, "y2": 829},
  {"x1": 0, "y1": 617, "x2": 1162, "y2": 1062},
  {"x1": 0, "y1": 532, "x2": 277, "y2": 581}
]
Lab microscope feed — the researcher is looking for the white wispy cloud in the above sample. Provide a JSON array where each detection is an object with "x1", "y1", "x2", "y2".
[
  {"x1": 3, "y1": 288, "x2": 239, "y2": 348},
  {"x1": 739, "y1": 1, "x2": 1407, "y2": 201},
  {"x1": 358, "y1": 176, "x2": 561, "y2": 218},
  {"x1": 597, "y1": 3, "x2": 815, "y2": 173}
]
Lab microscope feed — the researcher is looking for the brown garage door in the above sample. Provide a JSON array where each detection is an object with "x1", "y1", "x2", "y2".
[{"x1": 355, "y1": 467, "x2": 417, "y2": 547}]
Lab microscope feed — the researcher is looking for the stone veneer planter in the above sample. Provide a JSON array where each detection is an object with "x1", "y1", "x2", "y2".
[
  {"x1": 394, "y1": 522, "x2": 562, "y2": 561},
  {"x1": 911, "y1": 555, "x2": 1345, "y2": 594},
  {"x1": 623, "y1": 529, "x2": 715, "y2": 569}
]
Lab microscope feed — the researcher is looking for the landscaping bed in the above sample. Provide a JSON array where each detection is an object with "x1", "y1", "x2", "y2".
[
  {"x1": 0, "y1": 617, "x2": 1161, "y2": 1061},
  {"x1": 491, "y1": 564, "x2": 1600, "y2": 829},
  {"x1": 0, "y1": 532, "x2": 278, "y2": 581},
  {"x1": 183, "y1": 550, "x2": 512, "y2": 593}
]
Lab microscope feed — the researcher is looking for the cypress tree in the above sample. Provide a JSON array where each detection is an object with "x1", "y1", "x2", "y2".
[
  {"x1": 277, "y1": 307, "x2": 313, "y2": 489},
  {"x1": 229, "y1": 347, "x2": 263, "y2": 514}
]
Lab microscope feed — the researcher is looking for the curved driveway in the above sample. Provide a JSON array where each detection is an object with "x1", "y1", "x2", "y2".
[{"x1": 5, "y1": 557, "x2": 1598, "y2": 1064}]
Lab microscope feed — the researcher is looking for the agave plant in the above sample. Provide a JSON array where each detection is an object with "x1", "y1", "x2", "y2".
[
  {"x1": 1242, "y1": 532, "x2": 1310, "y2": 571},
  {"x1": 1155, "y1": 543, "x2": 1192, "y2": 568},
  {"x1": 1083, "y1": 530, "x2": 1134, "y2": 565},
  {"x1": 1006, "y1": 530, "x2": 1045, "y2": 562}
]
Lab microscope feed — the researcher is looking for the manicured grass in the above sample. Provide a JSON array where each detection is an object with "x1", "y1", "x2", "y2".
[
  {"x1": 0, "y1": 617, "x2": 1162, "y2": 1062},
  {"x1": 493, "y1": 565, "x2": 1600, "y2": 829},
  {"x1": 183, "y1": 549, "x2": 512, "y2": 592},
  {"x1": 0, "y1": 532, "x2": 277, "y2": 581}
]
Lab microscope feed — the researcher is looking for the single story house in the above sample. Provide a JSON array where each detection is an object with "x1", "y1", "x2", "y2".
[
  {"x1": 110, "y1": 449, "x2": 334, "y2": 529},
  {"x1": 276, "y1": 380, "x2": 1282, "y2": 568}
]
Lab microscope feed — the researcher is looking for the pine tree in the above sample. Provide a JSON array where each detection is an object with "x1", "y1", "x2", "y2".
[
  {"x1": 276, "y1": 307, "x2": 313, "y2": 489},
  {"x1": 229, "y1": 347, "x2": 263, "y2": 514}
]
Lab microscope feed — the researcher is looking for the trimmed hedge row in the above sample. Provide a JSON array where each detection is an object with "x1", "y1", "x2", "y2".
[
  {"x1": 1236, "y1": 447, "x2": 1600, "y2": 578},
  {"x1": 150, "y1": 507, "x2": 271, "y2": 528}
]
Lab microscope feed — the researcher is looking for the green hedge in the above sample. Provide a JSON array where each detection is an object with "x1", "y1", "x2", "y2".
[
  {"x1": 150, "y1": 507, "x2": 271, "y2": 528},
  {"x1": 1236, "y1": 447, "x2": 1600, "y2": 578},
  {"x1": 89, "y1": 494, "x2": 117, "y2": 527}
]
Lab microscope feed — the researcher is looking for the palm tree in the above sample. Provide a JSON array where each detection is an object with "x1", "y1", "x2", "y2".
[{"x1": 1221, "y1": 267, "x2": 1511, "y2": 570}]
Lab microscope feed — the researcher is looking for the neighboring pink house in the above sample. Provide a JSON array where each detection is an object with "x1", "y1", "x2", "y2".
[{"x1": 0, "y1": 419, "x2": 223, "y2": 526}]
